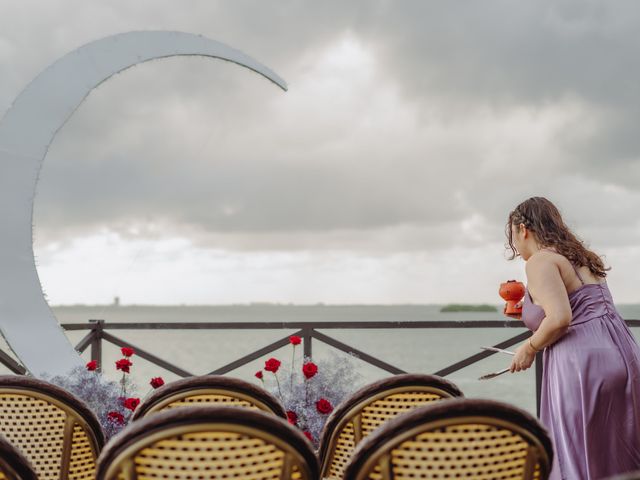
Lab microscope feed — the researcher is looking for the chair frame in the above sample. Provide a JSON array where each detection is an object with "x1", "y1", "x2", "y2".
[
  {"x1": 319, "y1": 374, "x2": 463, "y2": 479},
  {"x1": 0, "y1": 375, "x2": 105, "y2": 480},
  {"x1": 0, "y1": 434, "x2": 38, "y2": 480},
  {"x1": 97, "y1": 405, "x2": 319, "y2": 480},
  {"x1": 344, "y1": 398, "x2": 554, "y2": 480},
  {"x1": 131, "y1": 374, "x2": 287, "y2": 420}
]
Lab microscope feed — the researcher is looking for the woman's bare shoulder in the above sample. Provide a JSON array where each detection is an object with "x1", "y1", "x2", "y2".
[
  {"x1": 525, "y1": 250, "x2": 563, "y2": 276},
  {"x1": 527, "y1": 249, "x2": 561, "y2": 265},
  {"x1": 529, "y1": 249, "x2": 582, "y2": 280}
]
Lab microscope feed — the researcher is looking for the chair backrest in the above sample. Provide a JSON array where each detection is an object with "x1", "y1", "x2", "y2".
[
  {"x1": 0, "y1": 375, "x2": 105, "y2": 480},
  {"x1": 344, "y1": 398, "x2": 554, "y2": 480},
  {"x1": 319, "y1": 374, "x2": 463, "y2": 479},
  {"x1": 0, "y1": 434, "x2": 37, "y2": 480},
  {"x1": 131, "y1": 375, "x2": 287, "y2": 420},
  {"x1": 605, "y1": 472, "x2": 640, "y2": 480},
  {"x1": 97, "y1": 406, "x2": 319, "y2": 480}
]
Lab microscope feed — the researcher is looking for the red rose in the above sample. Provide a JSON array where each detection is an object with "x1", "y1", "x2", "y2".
[
  {"x1": 303, "y1": 431, "x2": 313, "y2": 442},
  {"x1": 121, "y1": 347, "x2": 135, "y2": 357},
  {"x1": 107, "y1": 411, "x2": 125, "y2": 424},
  {"x1": 286, "y1": 411, "x2": 298, "y2": 425},
  {"x1": 316, "y1": 398, "x2": 333, "y2": 415},
  {"x1": 302, "y1": 362, "x2": 318, "y2": 379},
  {"x1": 264, "y1": 358, "x2": 281, "y2": 373},
  {"x1": 289, "y1": 335, "x2": 302, "y2": 346},
  {"x1": 255, "y1": 371, "x2": 264, "y2": 380},
  {"x1": 150, "y1": 377, "x2": 164, "y2": 389},
  {"x1": 86, "y1": 360, "x2": 98, "y2": 371},
  {"x1": 115, "y1": 358, "x2": 133, "y2": 373},
  {"x1": 123, "y1": 397, "x2": 140, "y2": 411}
]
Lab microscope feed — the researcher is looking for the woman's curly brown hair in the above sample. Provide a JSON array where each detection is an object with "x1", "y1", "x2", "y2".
[{"x1": 505, "y1": 197, "x2": 609, "y2": 277}]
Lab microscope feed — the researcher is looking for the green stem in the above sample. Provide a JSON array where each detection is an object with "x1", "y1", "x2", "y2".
[
  {"x1": 290, "y1": 346, "x2": 296, "y2": 391},
  {"x1": 274, "y1": 373, "x2": 283, "y2": 402}
]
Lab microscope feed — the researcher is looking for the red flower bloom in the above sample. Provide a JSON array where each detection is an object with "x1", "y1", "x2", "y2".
[
  {"x1": 303, "y1": 431, "x2": 313, "y2": 442},
  {"x1": 264, "y1": 358, "x2": 281, "y2": 373},
  {"x1": 115, "y1": 358, "x2": 132, "y2": 373},
  {"x1": 302, "y1": 362, "x2": 318, "y2": 379},
  {"x1": 316, "y1": 398, "x2": 333, "y2": 415},
  {"x1": 121, "y1": 347, "x2": 135, "y2": 357},
  {"x1": 85, "y1": 360, "x2": 98, "y2": 371},
  {"x1": 286, "y1": 411, "x2": 298, "y2": 425},
  {"x1": 123, "y1": 397, "x2": 140, "y2": 411},
  {"x1": 107, "y1": 411, "x2": 125, "y2": 424},
  {"x1": 255, "y1": 371, "x2": 264, "y2": 380},
  {"x1": 289, "y1": 335, "x2": 302, "y2": 346},
  {"x1": 150, "y1": 377, "x2": 164, "y2": 389}
]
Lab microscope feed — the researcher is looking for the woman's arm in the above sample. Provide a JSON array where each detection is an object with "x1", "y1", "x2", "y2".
[{"x1": 510, "y1": 252, "x2": 573, "y2": 373}]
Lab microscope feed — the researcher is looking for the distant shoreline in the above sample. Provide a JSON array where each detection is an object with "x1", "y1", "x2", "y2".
[
  {"x1": 50, "y1": 303, "x2": 505, "y2": 309},
  {"x1": 48, "y1": 302, "x2": 640, "y2": 309}
]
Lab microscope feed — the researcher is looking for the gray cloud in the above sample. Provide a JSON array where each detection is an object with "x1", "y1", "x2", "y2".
[
  {"x1": 0, "y1": 0, "x2": 638, "y2": 255},
  {"x1": 359, "y1": 1, "x2": 640, "y2": 179}
]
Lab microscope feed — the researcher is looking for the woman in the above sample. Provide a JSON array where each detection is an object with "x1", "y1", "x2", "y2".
[{"x1": 506, "y1": 197, "x2": 640, "y2": 479}]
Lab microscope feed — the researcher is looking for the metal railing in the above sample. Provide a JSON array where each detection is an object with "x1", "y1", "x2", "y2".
[{"x1": 2, "y1": 318, "x2": 639, "y2": 417}]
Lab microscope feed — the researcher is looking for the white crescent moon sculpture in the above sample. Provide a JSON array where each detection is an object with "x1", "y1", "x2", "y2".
[{"x1": 0, "y1": 31, "x2": 287, "y2": 376}]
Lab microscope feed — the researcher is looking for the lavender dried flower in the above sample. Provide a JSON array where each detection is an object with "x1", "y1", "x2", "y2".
[
  {"x1": 262, "y1": 353, "x2": 365, "y2": 446},
  {"x1": 44, "y1": 365, "x2": 138, "y2": 439}
]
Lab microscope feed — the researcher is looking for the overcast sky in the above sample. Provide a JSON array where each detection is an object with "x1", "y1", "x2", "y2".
[{"x1": 1, "y1": 0, "x2": 639, "y2": 305}]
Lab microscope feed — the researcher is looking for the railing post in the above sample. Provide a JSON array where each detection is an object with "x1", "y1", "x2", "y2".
[
  {"x1": 89, "y1": 319, "x2": 104, "y2": 371},
  {"x1": 303, "y1": 327, "x2": 313, "y2": 359},
  {"x1": 535, "y1": 351, "x2": 543, "y2": 417}
]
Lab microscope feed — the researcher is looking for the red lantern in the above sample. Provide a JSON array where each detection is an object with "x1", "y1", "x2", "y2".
[{"x1": 499, "y1": 280, "x2": 525, "y2": 316}]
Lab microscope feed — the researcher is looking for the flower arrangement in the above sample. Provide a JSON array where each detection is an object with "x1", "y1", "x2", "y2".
[
  {"x1": 46, "y1": 347, "x2": 165, "y2": 439},
  {"x1": 255, "y1": 335, "x2": 365, "y2": 446},
  {"x1": 47, "y1": 337, "x2": 364, "y2": 444}
]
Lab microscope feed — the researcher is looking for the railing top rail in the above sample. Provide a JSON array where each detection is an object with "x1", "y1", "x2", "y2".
[{"x1": 60, "y1": 319, "x2": 640, "y2": 330}]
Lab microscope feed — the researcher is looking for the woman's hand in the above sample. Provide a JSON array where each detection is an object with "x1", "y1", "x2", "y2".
[{"x1": 509, "y1": 342, "x2": 536, "y2": 373}]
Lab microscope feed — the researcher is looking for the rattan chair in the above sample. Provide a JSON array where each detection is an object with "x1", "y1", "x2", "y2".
[
  {"x1": 0, "y1": 375, "x2": 105, "y2": 480},
  {"x1": 131, "y1": 375, "x2": 287, "y2": 420},
  {"x1": 606, "y1": 472, "x2": 640, "y2": 480},
  {"x1": 0, "y1": 434, "x2": 37, "y2": 480},
  {"x1": 319, "y1": 374, "x2": 463, "y2": 479},
  {"x1": 96, "y1": 405, "x2": 319, "y2": 480},
  {"x1": 344, "y1": 398, "x2": 554, "y2": 480}
]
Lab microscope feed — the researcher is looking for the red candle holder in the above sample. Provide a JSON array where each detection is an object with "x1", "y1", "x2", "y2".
[{"x1": 499, "y1": 280, "x2": 525, "y2": 316}]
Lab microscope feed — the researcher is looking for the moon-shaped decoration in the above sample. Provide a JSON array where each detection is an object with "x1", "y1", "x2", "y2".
[{"x1": 0, "y1": 31, "x2": 287, "y2": 376}]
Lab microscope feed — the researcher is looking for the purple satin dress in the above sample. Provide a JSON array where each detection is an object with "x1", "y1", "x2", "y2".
[{"x1": 522, "y1": 264, "x2": 640, "y2": 479}]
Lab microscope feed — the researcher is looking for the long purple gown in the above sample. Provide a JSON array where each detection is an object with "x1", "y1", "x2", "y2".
[{"x1": 522, "y1": 263, "x2": 640, "y2": 479}]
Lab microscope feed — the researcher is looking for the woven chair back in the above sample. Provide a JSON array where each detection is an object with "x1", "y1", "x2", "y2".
[
  {"x1": 131, "y1": 375, "x2": 286, "y2": 421},
  {"x1": 319, "y1": 374, "x2": 463, "y2": 479},
  {"x1": 0, "y1": 433, "x2": 38, "y2": 480},
  {"x1": 0, "y1": 376, "x2": 104, "y2": 480},
  {"x1": 344, "y1": 398, "x2": 554, "y2": 480},
  {"x1": 97, "y1": 406, "x2": 319, "y2": 480},
  {"x1": 605, "y1": 472, "x2": 640, "y2": 480}
]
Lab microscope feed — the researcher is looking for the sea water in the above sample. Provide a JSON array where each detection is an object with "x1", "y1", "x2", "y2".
[{"x1": 3, "y1": 304, "x2": 640, "y2": 416}]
